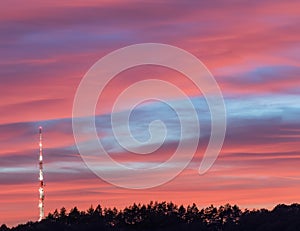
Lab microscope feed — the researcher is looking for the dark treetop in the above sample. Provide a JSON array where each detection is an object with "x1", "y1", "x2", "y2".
[{"x1": 2, "y1": 202, "x2": 300, "y2": 231}]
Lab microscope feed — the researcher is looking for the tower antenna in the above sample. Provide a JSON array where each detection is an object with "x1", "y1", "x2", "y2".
[{"x1": 38, "y1": 126, "x2": 45, "y2": 221}]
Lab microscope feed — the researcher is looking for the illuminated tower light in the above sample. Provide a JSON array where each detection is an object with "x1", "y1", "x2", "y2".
[{"x1": 38, "y1": 126, "x2": 45, "y2": 221}]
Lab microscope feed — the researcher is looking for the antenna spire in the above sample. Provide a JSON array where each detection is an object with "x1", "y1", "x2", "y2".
[{"x1": 38, "y1": 126, "x2": 45, "y2": 221}]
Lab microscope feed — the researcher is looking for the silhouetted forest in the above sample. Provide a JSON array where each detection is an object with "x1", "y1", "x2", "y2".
[{"x1": 1, "y1": 202, "x2": 300, "y2": 231}]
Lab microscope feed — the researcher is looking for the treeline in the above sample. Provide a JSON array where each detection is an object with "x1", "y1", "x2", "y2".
[{"x1": 1, "y1": 202, "x2": 300, "y2": 231}]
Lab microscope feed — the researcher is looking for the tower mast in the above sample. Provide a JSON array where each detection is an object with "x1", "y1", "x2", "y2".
[{"x1": 38, "y1": 126, "x2": 45, "y2": 221}]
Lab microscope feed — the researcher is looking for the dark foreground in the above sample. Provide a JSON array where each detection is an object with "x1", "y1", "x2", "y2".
[{"x1": 1, "y1": 202, "x2": 300, "y2": 231}]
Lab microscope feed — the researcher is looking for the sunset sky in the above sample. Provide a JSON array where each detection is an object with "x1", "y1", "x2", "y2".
[{"x1": 1, "y1": 0, "x2": 300, "y2": 227}]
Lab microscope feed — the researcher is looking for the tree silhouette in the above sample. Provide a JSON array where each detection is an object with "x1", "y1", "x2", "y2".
[
  {"x1": 68, "y1": 207, "x2": 80, "y2": 223},
  {"x1": 59, "y1": 207, "x2": 66, "y2": 218},
  {"x1": 3, "y1": 202, "x2": 300, "y2": 231},
  {"x1": 0, "y1": 224, "x2": 9, "y2": 231},
  {"x1": 86, "y1": 205, "x2": 94, "y2": 216}
]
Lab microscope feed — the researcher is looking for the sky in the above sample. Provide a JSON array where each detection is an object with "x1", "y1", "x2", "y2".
[{"x1": 0, "y1": 0, "x2": 300, "y2": 227}]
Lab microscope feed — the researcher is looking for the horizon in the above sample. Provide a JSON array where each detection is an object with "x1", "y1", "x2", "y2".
[
  {"x1": 4, "y1": 201, "x2": 300, "y2": 230},
  {"x1": 4, "y1": 201, "x2": 300, "y2": 228},
  {"x1": 0, "y1": 0, "x2": 299, "y2": 227}
]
